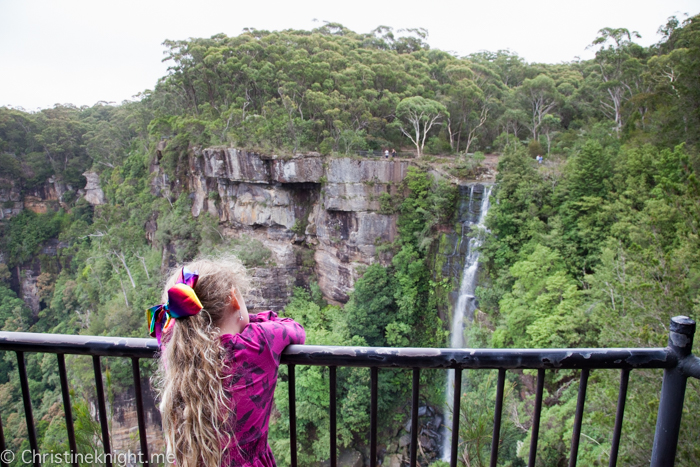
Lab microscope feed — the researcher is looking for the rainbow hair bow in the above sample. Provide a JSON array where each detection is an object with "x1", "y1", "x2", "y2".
[{"x1": 146, "y1": 267, "x2": 203, "y2": 345}]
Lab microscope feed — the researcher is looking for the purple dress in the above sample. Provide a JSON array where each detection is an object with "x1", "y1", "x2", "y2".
[{"x1": 220, "y1": 311, "x2": 305, "y2": 466}]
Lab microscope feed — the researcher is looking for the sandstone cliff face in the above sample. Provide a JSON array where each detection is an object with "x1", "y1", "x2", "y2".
[
  {"x1": 0, "y1": 171, "x2": 107, "y2": 220},
  {"x1": 4, "y1": 147, "x2": 411, "y2": 314},
  {"x1": 2, "y1": 173, "x2": 106, "y2": 314},
  {"x1": 19, "y1": 265, "x2": 41, "y2": 314},
  {"x1": 22, "y1": 176, "x2": 72, "y2": 213},
  {"x1": 81, "y1": 171, "x2": 106, "y2": 205},
  {"x1": 271, "y1": 156, "x2": 324, "y2": 183},
  {"x1": 0, "y1": 178, "x2": 22, "y2": 220},
  {"x1": 5, "y1": 146, "x2": 410, "y2": 313},
  {"x1": 169, "y1": 148, "x2": 410, "y2": 308}
]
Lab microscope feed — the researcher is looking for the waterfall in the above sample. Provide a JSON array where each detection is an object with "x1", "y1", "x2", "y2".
[{"x1": 441, "y1": 184, "x2": 492, "y2": 461}]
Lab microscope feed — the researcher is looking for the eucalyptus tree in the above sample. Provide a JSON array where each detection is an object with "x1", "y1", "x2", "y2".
[
  {"x1": 469, "y1": 50, "x2": 528, "y2": 88},
  {"x1": 645, "y1": 15, "x2": 700, "y2": 145},
  {"x1": 442, "y1": 61, "x2": 501, "y2": 153},
  {"x1": 516, "y1": 74, "x2": 561, "y2": 141},
  {"x1": 539, "y1": 114, "x2": 561, "y2": 154},
  {"x1": 83, "y1": 102, "x2": 152, "y2": 169},
  {"x1": 496, "y1": 107, "x2": 528, "y2": 150},
  {"x1": 588, "y1": 27, "x2": 647, "y2": 134},
  {"x1": 395, "y1": 96, "x2": 448, "y2": 156}
]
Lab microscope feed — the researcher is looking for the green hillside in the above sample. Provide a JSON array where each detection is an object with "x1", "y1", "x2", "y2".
[{"x1": 0, "y1": 16, "x2": 699, "y2": 466}]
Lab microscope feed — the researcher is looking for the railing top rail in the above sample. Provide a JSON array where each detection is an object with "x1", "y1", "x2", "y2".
[
  {"x1": 0, "y1": 331, "x2": 676, "y2": 370},
  {"x1": 0, "y1": 331, "x2": 157, "y2": 358},
  {"x1": 284, "y1": 345, "x2": 675, "y2": 370}
]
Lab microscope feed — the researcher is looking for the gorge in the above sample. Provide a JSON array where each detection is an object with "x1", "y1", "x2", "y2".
[
  {"x1": 2, "y1": 14, "x2": 700, "y2": 465},
  {"x1": 0, "y1": 146, "x2": 496, "y2": 464}
]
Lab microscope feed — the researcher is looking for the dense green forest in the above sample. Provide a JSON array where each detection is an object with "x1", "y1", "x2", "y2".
[{"x1": 0, "y1": 14, "x2": 699, "y2": 466}]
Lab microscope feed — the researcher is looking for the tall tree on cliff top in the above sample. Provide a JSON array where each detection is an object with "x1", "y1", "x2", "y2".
[
  {"x1": 395, "y1": 96, "x2": 447, "y2": 156},
  {"x1": 517, "y1": 74, "x2": 560, "y2": 141},
  {"x1": 589, "y1": 27, "x2": 645, "y2": 135},
  {"x1": 443, "y1": 62, "x2": 501, "y2": 154},
  {"x1": 647, "y1": 15, "x2": 700, "y2": 145}
]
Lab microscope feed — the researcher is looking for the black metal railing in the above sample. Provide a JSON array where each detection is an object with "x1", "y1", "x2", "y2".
[{"x1": 0, "y1": 316, "x2": 698, "y2": 467}]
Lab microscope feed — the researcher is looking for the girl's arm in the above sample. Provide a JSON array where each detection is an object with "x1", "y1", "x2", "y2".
[{"x1": 250, "y1": 311, "x2": 306, "y2": 353}]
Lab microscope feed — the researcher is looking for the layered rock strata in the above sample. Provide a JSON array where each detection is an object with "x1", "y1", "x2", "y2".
[
  {"x1": 172, "y1": 148, "x2": 410, "y2": 308},
  {"x1": 0, "y1": 177, "x2": 22, "y2": 220}
]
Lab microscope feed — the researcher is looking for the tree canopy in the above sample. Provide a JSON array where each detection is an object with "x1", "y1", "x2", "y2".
[{"x1": 1, "y1": 14, "x2": 700, "y2": 467}]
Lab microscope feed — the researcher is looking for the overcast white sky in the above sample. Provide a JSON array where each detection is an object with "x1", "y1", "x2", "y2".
[{"x1": 1, "y1": 0, "x2": 698, "y2": 110}]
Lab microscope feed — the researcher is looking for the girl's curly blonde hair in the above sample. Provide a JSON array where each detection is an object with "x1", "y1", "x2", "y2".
[{"x1": 153, "y1": 255, "x2": 250, "y2": 467}]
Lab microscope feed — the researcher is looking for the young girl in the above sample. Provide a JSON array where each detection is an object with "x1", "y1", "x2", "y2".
[{"x1": 148, "y1": 256, "x2": 305, "y2": 467}]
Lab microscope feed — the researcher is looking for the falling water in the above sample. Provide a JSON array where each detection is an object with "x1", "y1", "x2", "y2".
[{"x1": 441, "y1": 184, "x2": 492, "y2": 461}]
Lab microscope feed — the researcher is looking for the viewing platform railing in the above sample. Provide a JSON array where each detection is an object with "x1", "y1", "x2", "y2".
[{"x1": 0, "y1": 316, "x2": 698, "y2": 467}]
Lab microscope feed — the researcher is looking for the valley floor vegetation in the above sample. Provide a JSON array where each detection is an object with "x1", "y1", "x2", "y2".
[{"x1": 0, "y1": 14, "x2": 699, "y2": 466}]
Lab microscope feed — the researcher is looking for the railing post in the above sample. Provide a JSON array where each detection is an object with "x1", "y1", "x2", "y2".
[
  {"x1": 650, "y1": 316, "x2": 696, "y2": 467},
  {"x1": 17, "y1": 351, "x2": 40, "y2": 467},
  {"x1": 288, "y1": 364, "x2": 297, "y2": 467},
  {"x1": 131, "y1": 358, "x2": 150, "y2": 467},
  {"x1": 370, "y1": 367, "x2": 378, "y2": 467},
  {"x1": 57, "y1": 354, "x2": 79, "y2": 467},
  {"x1": 329, "y1": 366, "x2": 337, "y2": 467},
  {"x1": 92, "y1": 356, "x2": 112, "y2": 467},
  {"x1": 0, "y1": 409, "x2": 6, "y2": 467}
]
